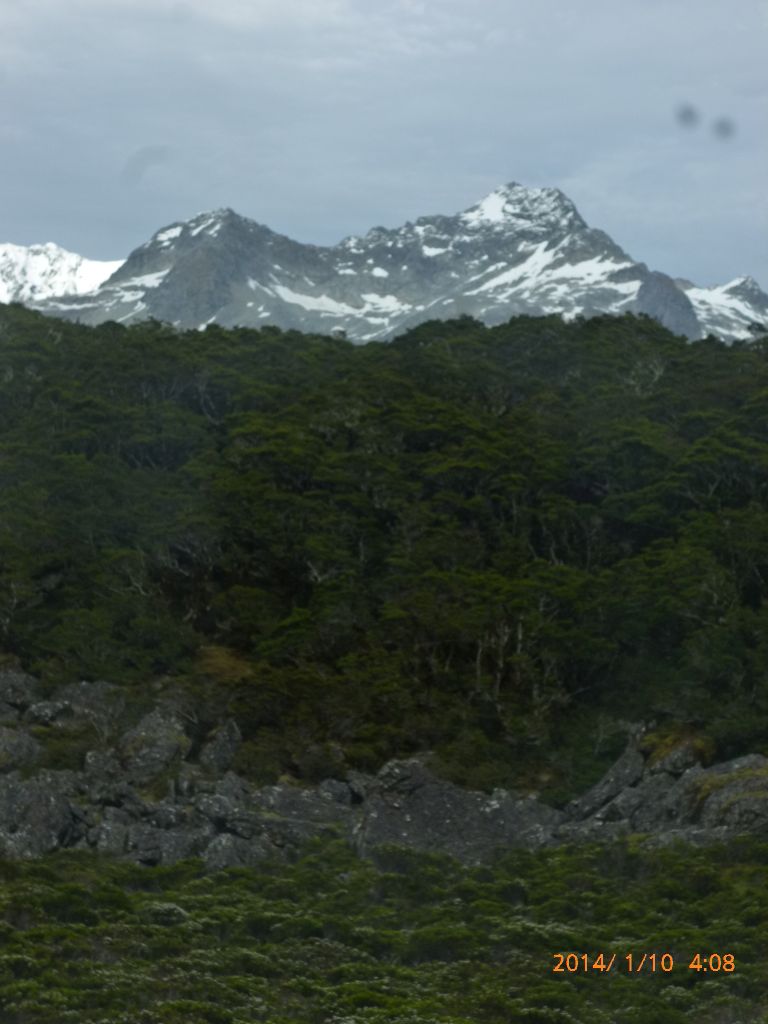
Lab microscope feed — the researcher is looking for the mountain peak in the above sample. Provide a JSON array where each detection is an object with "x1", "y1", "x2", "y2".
[
  {"x1": 0, "y1": 241, "x2": 123, "y2": 303},
  {"x1": 459, "y1": 181, "x2": 584, "y2": 232},
  {"x1": 146, "y1": 209, "x2": 245, "y2": 251},
  {"x1": 189, "y1": 207, "x2": 239, "y2": 225},
  {"x1": 725, "y1": 275, "x2": 763, "y2": 294}
]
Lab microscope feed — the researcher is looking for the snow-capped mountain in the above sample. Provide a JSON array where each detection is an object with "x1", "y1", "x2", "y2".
[
  {"x1": 676, "y1": 276, "x2": 768, "y2": 341},
  {"x1": 0, "y1": 242, "x2": 123, "y2": 304},
  {"x1": 16, "y1": 184, "x2": 768, "y2": 342}
]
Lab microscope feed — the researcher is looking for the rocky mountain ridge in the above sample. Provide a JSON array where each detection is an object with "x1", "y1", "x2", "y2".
[
  {"x1": 3, "y1": 668, "x2": 767, "y2": 871},
  {"x1": 5, "y1": 182, "x2": 766, "y2": 342}
]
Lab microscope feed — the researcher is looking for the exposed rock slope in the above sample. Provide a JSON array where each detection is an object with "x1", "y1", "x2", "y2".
[{"x1": 2, "y1": 668, "x2": 768, "y2": 869}]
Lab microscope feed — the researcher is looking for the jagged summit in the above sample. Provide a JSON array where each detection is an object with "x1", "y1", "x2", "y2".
[
  {"x1": 346, "y1": 183, "x2": 584, "y2": 246},
  {"x1": 142, "y1": 208, "x2": 259, "y2": 252},
  {"x1": 12, "y1": 182, "x2": 768, "y2": 342},
  {"x1": 723, "y1": 275, "x2": 764, "y2": 296},
  {"x1": 190, "y1": 206, "x2": 238, "y2": 221},
  {"x1": 459, "y1": 182, "x2": 584, "y2": 233}
]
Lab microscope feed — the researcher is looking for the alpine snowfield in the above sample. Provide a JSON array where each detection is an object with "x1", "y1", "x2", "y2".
[{"x1": 0, "y1": 242, "x2": 123, "y2": 303}]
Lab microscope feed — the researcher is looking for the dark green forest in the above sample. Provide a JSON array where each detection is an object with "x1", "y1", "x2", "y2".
[
  {"x1": 4, "y1": 304, "x2": 768, "y2": 1023},
  {"x1": 2, "y1": 303, "x2": 768, "y2": 797}
]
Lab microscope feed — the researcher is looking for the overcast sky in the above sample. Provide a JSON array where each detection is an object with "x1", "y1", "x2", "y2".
[{"x1": 1, "y1": 0, "x2": 766, "y2": 288}]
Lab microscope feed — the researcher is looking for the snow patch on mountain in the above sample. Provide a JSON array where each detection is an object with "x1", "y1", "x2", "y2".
[
  {"x1": 272, "y1": 284, "x2": 359, "y2": 315},
  {"x1": 463, "y1": 189, "x2": 509, "y2": 226},
  {"x1": 155, "y1": 226, "x2": 183, "y2": 247},
  {"x1": 119, "y1": 270, "x2": 170, "y2": 289}
]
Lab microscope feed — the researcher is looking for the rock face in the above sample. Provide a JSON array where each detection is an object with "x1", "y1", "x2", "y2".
[
  {"x1": 1, "y1": 669, "x2": 768, "y2": 869},
  {"x1": 26, "y1": 183, "x2": 768, "y2": 342},
  {"x1": 118, "y1": 708, "x2": 191, "y2": 785},
  {"x1": 0, "y1": 668, "x2": 41, "y2": 721},
  {"x1": 352, "y1": 758, "x2": 563, "y2": 862},
  {"x1": 0, "y1": 726, "x2": 41, "y2": 773},
  {"x1": 199, "y1": 719, "x2": 241, "y2": 774},
  {"x1": 0, "y1": 773, "x2": 83, "y2": 858},
  {"x1": 630, "y1": 269, "x2": 701, "y2": 340}
]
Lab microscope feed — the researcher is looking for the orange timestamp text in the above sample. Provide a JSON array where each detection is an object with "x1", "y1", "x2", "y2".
[{"x1": 552, "y1": 952, "x2": 735, "y2": 974}]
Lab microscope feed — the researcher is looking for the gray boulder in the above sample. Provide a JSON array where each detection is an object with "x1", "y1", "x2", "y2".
[
  {"x1": 191, "y1": 772, "x2": 352, "y2": 854},
  {"x1": 56, "y1": 680, "x2": 126, "y2": 740},
  {"x1": 253, "y1": 780, "x2": 356, "y2": 826},
  {"x1": 628, "y1": 765, "x2": 706, "y2": 831},
  {"x1": 203, "y1": 832, "x2": 282, "y2": 871},
  {"x1": 195, "y1": 793, "x2": 263, "y2": 839},
  {"x1": 564, "y1": 744, "x2": 645, "y2": 822},
  {"x1": 147, "y1": 802, "x2": 191, "y2": 830},
  {"x1": 693, "y1": 755, "x2": 768, "y2": 833},
  {"x1": 199, "y1": 718, "x2": 241, "y2": 773},
  {"x1": 213, "y1": 770, "x2": 253, "y2": 804},
  {"x1": 0, "y1": 702, "x2": 19, "y2": 725},
  {"x1": 646, "y1": 737, "x2": 703, "y2": 776},
  {"x1": 0, "y1": 726, "x2": 41, "y2": 773},
  {"x1": 354, "y1": 758, "x2": 563, "y2": 864},
  {"x1": 557, "y1": 747, "x2": 768, "y2": 844},
  {"x1": 81, "y1": 749, "x2": 149, "y2": 815},
  {"x1": 0, "y1": 773, "x2": 82, "y2": 857},
  {"x1": 89, "y1": 807, "x2": 132, "y2": 856},
  {"x1": 118, "y1": 709, "x2": 191, "y2": 785},
  {"x1": 126, "y1": 822, "x2": 213, "y2": 866},
  {"x1": 319, "y1": 778, "x2": 358, "y2": 805},
  {"x1": 24, "y1": 700, "x2": 75, "y2": 727},
  {"x1": 0, "y1": 668, "x2": 40, "y2": 711}
]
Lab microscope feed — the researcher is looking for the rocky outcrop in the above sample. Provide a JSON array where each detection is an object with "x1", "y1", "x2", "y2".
[
  {"x1": 1, "y1": 670, "x2": 768, "y2": 869},
  {"x1": 199, "y1": 718, "x2": 241, "y2": 774},
  {"x1": 0, "y1": 772, "x2": 83, "y2": 858},
  {"x1": 631, "y1": 269, "x2": 701, "y2": 339},
  {"x1": 118, "y1": 708, "x2": 192, "y2": 785},
  {"x1": 562, "y1": 741, "x2": 645, "y2": 822},
  {"x1": 0, "y1": 726, "x2": 42, "y2": 773},
  {"x1": 352, "y1": 758, "x2": 563, "y2": 862},
  {"x1": 0, "y1": 668, "x2": 41, "y2": 722}
]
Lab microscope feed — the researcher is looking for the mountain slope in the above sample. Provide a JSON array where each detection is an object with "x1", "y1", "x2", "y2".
[
  {"x1": 18, "y1": 184, "x2": 768, "y2": 341},
  {"x1": 676, "y1": 276, "x2": 768, "y2": 340},
  {"x1": 0, "y1": 242, "x2": 123, "y2": 303}
]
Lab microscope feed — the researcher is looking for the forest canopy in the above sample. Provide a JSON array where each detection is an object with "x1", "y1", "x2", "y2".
[{"x1": 1, "y1": 303, "x2": 767, "y2": 800}]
